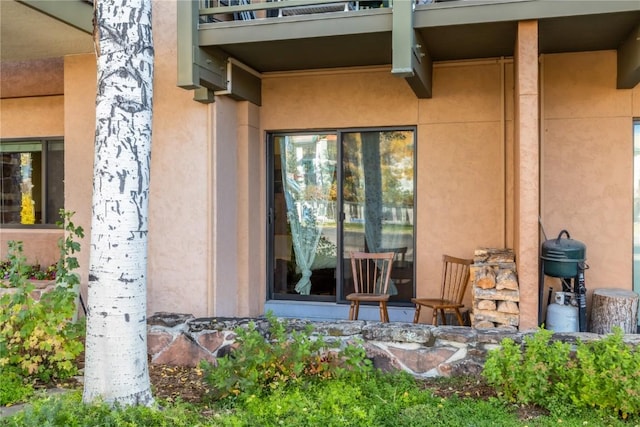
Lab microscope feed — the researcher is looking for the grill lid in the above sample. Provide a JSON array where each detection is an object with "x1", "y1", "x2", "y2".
[{"x1": 541, "y1": 230, "x2": 586, "y2": 261}]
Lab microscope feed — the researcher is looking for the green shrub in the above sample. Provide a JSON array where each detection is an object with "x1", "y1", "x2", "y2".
[
  {"x1": 0, "y1": 366, "x2": 33, "y2": 406},
  {"x1": 570, "y1": 327, "x2": 640, "y2": 419},
  {"x1": 0, "y1": 221, "x2": 85, "y2": 385},
  {"x1": 482, "y1": 327, "x2": 640, "y2": 420},
  {"x1": 3, "y1": 391, "x2": 207, "y2": 427},
  {"x1": 0, "y1": 241, "x2": 85, "y2": 383},
  {"x1": 200, "y1": 312, "x2": 372, "y2": 400},
  {"x1": 217, "y1": 370, "x2": 431, "y2": 427}
]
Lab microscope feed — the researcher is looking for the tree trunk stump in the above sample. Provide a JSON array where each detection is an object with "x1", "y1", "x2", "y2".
[{"x1": 589, "y1": 288, "x2": 639, "y2": 334}]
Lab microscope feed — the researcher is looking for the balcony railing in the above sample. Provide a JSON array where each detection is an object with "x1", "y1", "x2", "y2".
[{"x1": 199, "y1": 0, "x2": 393, "y2": 23}]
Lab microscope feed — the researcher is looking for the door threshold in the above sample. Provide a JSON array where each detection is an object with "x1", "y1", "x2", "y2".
[{"x1": 264, "y1": 300, "x2": 416, "y2": 322}]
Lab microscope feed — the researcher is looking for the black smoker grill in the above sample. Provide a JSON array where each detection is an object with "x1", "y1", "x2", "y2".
[{"x1": 539, "y1": 230, "x2": 588, "y2": 332}]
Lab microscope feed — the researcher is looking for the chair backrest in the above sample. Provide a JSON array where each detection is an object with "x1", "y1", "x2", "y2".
[
  {"x1": 350, "y1": 251, "x2": 395, "y2": 295},
  {"x1": 379, "y1": 246, "x2": 408, "y2": 264},
  {"x1": 440, "y1": 255, "x2": 473, "y2": 303}
]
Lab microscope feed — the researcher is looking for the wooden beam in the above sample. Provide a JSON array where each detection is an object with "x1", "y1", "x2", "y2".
[
  {"x1": 177, "y1": 0, "x2": 226, "y2": 103},
  {"x1": 404, "y1": 31, "x2": 432, "y2": 99},
  {"x1": 617, "y1": 21, "x2": 640, "y2": 89},
  {"x1": 215, "y1": 60, "x2": 262, "y2": 106},
  {"x1": 177, "y1": 0, "x2": 261, "y2": 105},
  {"x1": 391, "y1": 0, "x2": 432, "y2": 98}
]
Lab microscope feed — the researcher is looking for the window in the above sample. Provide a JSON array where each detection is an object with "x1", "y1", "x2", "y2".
[
  {"x1": 0, "y1": 139, "x2": 64, "y2": 226},
  {"x1": 268, "y1": 128, "x2": 416, "y2": 304}
]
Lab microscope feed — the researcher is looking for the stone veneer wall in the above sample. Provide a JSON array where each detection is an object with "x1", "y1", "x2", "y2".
[
  {"x1": 0, "y1": 280, "x2": 56, "y2": 300},
  {"x1": 146, "y1": 313, "x2": 640, "y2": 378}
]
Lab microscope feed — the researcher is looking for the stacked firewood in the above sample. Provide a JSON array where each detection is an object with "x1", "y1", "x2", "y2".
[{"x1": 470, "y1": 248, "x2": 519, "y2": 330}]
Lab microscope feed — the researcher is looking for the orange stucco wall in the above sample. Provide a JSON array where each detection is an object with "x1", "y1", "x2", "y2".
[
  {"x1": 0, "y1": 70, "x2": 65, "y2": 266},
  {"x1": 3, "y1": 0, "x2": 639, "y2": 328},
  {"x1": 540, "y1": 50, "x2": 639, "y2": 321},
  {"x1": 261, "y1": 62, "x2": 509, "y2": 321},
  {"x1": 62, "y1": 1, "x2": 215, "y2": 317},
  {"x1": 514, "y1": 20, "x2": 540, "y2": 330}
]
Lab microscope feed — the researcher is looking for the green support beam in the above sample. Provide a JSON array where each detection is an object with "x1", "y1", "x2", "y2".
[
  {"x1": 617, "y1": 21, "x2": 640, "y2": 89},
  {"x1": 177, "y1": 0, "x2": 261, "y2": 105},
  {"x1": 391, "y1": 0, "x2": 432, "y2": 98},
  {"x1": 177, "y1": 0, "x2": 227, "y2": 102},
  {"x1": 17, "y1": 0, "x2": 93, "y2": 34},
  {"x1": 215, "y1": 60, "x2": 262, "y2": 105}
]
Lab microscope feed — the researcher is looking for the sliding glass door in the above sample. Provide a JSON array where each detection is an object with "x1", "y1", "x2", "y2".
[{"x1": 268, "y1": 128, "x2": 415, "y2": 303}]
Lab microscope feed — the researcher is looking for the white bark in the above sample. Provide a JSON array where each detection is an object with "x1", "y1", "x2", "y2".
[{"x1": 83, "y1": 0, "x2": 154, "y2": 406}]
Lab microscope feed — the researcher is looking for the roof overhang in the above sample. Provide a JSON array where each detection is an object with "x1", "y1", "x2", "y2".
[
  {"x1": 1, "y1": 0, "x2": 93, "y2": 63},
  {"x1": 192, "y1": 0, "x2": 639, "y2": 103}
]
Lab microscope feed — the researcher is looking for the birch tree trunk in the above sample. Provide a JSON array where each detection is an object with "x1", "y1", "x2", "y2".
[{"x1": 83, "y1": 0, "x2": 154, "y2": 406}]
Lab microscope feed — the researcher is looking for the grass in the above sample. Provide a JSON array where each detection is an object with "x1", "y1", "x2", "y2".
[{"x1": 3, "y1": 374, "x2": 638, "y2": 427}]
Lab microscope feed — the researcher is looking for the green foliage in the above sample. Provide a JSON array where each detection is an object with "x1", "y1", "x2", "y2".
[
  {"x1": 0, "y1": 211, "x2": 85, "y2": 389},
  {"x1": 200, "y1": 312, "x2": 373, "y2": 400},
  {"x1": 216, "y1": 371, "x2": 430, "y2": 427},
  {"x1": 5, "y1": 368, "x2": 636, "y2": 426},
  {"x1": 569, "y1": 328, "x2": 640, "y2": 419},
  {"x1": 54, "y1": 210, "x2": 84, "y2": 291},
  {"x1": 4, "y1": 391, "x2": 206, "y2": 427},
  {"x1": 0, "y1": 365, "x2": 34, "y2": 406},
  {"x1": 1, "y1": 261, "x2": 56, "y2": 283},
  {"x1": 0, "y1": 241, "x2": 85, "y2": 384},
  {"x1": 483, "y1": 327, "x2": 640, "y2": 420}
]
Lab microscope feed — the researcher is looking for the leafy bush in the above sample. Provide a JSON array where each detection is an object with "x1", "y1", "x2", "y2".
[
  {"x1": 4, "y1": 391, "x2": 206, "y2": 427},
  {"x1": 217, "y1": 370, "x2": 431, "y2": 427},
  {"x1": 0, "y1": 241, "x2": 85, "y2": 384},
  {"x1": 569, "y1": 328, "x2": 640, "y2": 419},
  {"x1": 0, "y1": 260, "x2": 56, "y2": 283},
  {"x1": 0, "y1": 366, "x2": 33, "y2": 406},
  {"x1": 200, "y1": 312, "x2": 372, "y2": 400},
  {"x1": 53, "y1": 210, "x2": 84, "y2": 293},
  {"x1": 0, "y1": 211, "x2": 85, "y2": 392},
  {"x1": 482, "y1": 327, "x2": 640, "y2": 420}
]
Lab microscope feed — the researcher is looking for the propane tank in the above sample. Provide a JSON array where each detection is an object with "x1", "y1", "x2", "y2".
[{"x1": 546, "y1": 291, "x2": 579, "y2": 333}]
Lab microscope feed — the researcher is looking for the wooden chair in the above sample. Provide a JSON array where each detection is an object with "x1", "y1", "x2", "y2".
[
  {"x1": 346, "y1": 251, "x2": 395, "y2": 322},
  {"x1": 380, "y1": 247, "x2": 412, "y2": 287},
  {"x1": 412, "y1": 255, "x2": 472, "y2": 325}
]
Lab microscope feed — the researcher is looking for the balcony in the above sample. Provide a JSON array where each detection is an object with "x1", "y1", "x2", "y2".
[{"x1": 178, "y1": 0, "x2": 640, "y2": 104}]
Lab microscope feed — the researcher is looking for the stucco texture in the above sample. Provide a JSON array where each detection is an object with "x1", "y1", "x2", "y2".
[
  {"x1": 61, "y1": 0, "x2": 213, "y2": 317},
  {"x1": 262, "y1": 62, "x2": 508, "y2": 320},
  {"x1": 541, "y1": 51, "x2": 635, "y2": 319},
  {"x1": 5, "y1": 1, "x2": 640, "y2": 330},
  {"x1": 0, "y1": 64, "x2": 65, "y2": 266}
]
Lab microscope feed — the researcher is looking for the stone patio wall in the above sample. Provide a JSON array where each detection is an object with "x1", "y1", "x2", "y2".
[
  {"x1": 147, "y1": 312, "x2": 640, "y2": 378},
  {"x1": 0, "y1": 279, "x2": 56, "y2": 300}
]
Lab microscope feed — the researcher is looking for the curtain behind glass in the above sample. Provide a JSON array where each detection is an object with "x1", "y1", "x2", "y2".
[{"x1": 279, "y1": 136, "x2": 336, "y2": 295}]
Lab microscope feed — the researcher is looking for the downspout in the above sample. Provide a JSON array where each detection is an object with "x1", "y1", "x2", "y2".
[
  {"x1": 501, "y1": 57, "x2": 506, "y2": 248},
  {"x1": 539, "y1": 55, "x2": 545, "y2": 247},
  {"x1": 207, "y1": 102, "x2": 214, "y2": 316}
]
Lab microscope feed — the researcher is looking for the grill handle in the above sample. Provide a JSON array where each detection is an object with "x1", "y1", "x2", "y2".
[{"x1": 556, "y1": 229, "x2": 570, "y2": 242}]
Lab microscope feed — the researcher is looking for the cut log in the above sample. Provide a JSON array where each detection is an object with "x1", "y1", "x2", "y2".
[
  {"x1": 496, "y1": 270, "x2": 518, "y2": 290},
  {"x1": 477, "y1": 299, "x2": 497, "y2": 311},
  {"x1": 589, "y1": 288, "x2": 639, "y2": 334},
  {"x1": 474, "y1": 320, "x2": 495, "y2": 329},
  {"x1": 473, "y1": 309, "x2": 519, "y2": 326},
  {"x1": 497, "y1": 300, "x2": 520, "y2": 314},
  {"x1": 473, "y1": 287, "x2": 520, "y2": 301},
  {"x1": 474, "y1": 266, "x2": 496, "y2": 289}
]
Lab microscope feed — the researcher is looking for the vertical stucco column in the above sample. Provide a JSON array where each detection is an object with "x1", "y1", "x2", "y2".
[
  {"x1": 210, "y1": 96, "x2": 239, "y2": 316},
  {"x1": 64, "y1": 54, "x2": 97, "y2": 298},
  {"x1": 209, "y1": 98, "x2": 264, "y2": 317},
  {"x1": 235, "y1": 101, "x2": 265, "y2": 316},
  {"x1": 514, "y1": 20, "x2": 540, "y2": 330}
]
